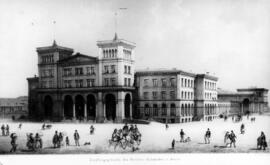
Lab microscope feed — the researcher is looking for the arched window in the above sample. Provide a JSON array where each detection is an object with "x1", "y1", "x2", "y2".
[
  {"x1": 181, "y1": 104, "x2": 184, "y2": 116},
  {"x1": 162, "y1": 103, "x2": 167, "y2": 116},
  {"x1": 153, "y1": 104, "x2": 158, "y2": 116},
  {"x1": 170, "y1": 104, "x2": 176, "y2": 116},
  {"x1": 144, "y1": 104, "x2": 150, "y2": 116}
]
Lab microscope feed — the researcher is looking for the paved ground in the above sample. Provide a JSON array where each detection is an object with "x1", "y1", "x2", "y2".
[{"x1": 0, "y1": 114, "x2": 269, "y2": 154}]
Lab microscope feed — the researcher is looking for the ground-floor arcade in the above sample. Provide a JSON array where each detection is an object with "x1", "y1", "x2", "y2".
[{"x1": 32, "y1": 90, "x2": 134, "y2": 123}]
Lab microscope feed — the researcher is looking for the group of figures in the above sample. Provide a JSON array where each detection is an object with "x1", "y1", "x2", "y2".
[
  {"x1": 109, "y1": 123, "x2": 142, "y2": 151},
  {"x1": 171, "y1": 116, "x2": 268, "y2": 151},
  {"x1": 1, "y1": 124, "x2": 10, "y2": 136}
]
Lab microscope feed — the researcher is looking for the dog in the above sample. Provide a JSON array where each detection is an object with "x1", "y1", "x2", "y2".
[{"x1": 84, "y1": 142, "x2": 91, "y2": 145}]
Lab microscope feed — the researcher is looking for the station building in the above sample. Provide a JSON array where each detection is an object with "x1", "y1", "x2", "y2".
[
  {"x1": 28, "y1": 35, "x2": 135, "y2": 122},
  {"x1": 27, "y1": 35, "x2": 268, "y2": 123}
]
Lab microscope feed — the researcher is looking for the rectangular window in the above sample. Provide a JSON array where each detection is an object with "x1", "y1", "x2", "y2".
[
  {"x1": 104, "y1": 66, "x2": 109, "y2": 74},
  {"x1": 143, "y1": 92, "x2": 149, "y2": 99},
  {"x1": 111, "y1": 65, "x2": 116, "y2": 73},
  {"x1": 86, "y1": 67, "x2": 91, "y2": 75},
  {"x1": 90, "y1": 66, "x2": 95, "y2": 75},
  {"x1": 128, "y1": 66, "x2": 131, "y2": 74},
  {"x1": 144, "y1": 79, "x2": 149, "y2": 87},
  {"x1": 87, "y1": 79, "x2": 95, "y2": 87},
  {"x1": 170, "y1": 78, "x2": 176, "y2": 87},
  {"x1": 124, "y1": 65, "x2": 127, "y2": 73},
  {"x1": 128, "y1": 78, "x2": 131, "y2": 86},
  {"x1": 152, "y1": 91, "x2": 158, "y2": 99},
  {"x1": 79, "y1": 80, "x2": 83, "y2": 87},
  {"x1": 124, "y1": 78, "x2": 127, "y2": 86},
  {"x1": 153, "y1": 79, "x2": 158, "y2": 87},
  {"x1": 181, "y1": 78, "x2": 184, "y2": 87},
  {"x1": 161, "y1": 91, "x2": 166, "y2": 100},
  {"x1": 161, "y1": 78, "x2": 167, "y2": 87},
  {"x1": 104, "y1": 78, "x2": 109, "y2": 86},
  {"x1": 111, "y1": 78, "x2": 116, "y2": 86},
  {"x1": 75, "y1": 68, "x2": 83, "y2": 75},
  {"x1": 170, "y1": 91, "x2": 175, "y2": 99}
]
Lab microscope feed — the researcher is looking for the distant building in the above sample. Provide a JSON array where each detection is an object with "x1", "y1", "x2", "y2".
[
  {"x1": 134, "y1": 70, "x2": 218, "y2": 123},
  {"x1": 217, "y1": 88, "x2": 269, "y2": 116},
  {"x1": 0, "y1": 96, "x2": 28, "y2": 119}
]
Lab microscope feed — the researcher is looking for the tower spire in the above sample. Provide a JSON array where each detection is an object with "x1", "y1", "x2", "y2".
[{"x1": 113, "y1": 33, "x2": 118, "y2": 41}]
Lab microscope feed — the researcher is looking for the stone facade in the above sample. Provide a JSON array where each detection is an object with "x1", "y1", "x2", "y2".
[
  {"x1": 217, "y1": 88, "x2": 269, "y2": 116},
  {"x1": 134, "y1": 70, "x2": 218, "y2": 123},
  {"x1": 28, "y1": 35, "x2": 135, "y2": 122},
  {"x1": 27, "y1": 35, "x2": 268, "y2": 123}
]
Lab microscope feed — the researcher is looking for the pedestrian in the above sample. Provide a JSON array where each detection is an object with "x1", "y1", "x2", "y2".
[
  {"x1": 74, "y1": 130, "x2": 80, "y2": 146},
  {"x1": 6, "y1": 124, "x2": 10, "y2": 136},
  {"x1": 65, "y1": 136, "x2": 70, "y2": 146},
  {"x1": 18, "y1": 123, "x2": 22, "y2": 129},
  {"x1": 224, "y1": 131, "x2": 230, "y2": 147},
  {"x1": 240, "y1": 124, "x2": 245, "y2": 134},
  {"x1": 90, "y1": 125, "x2": 95, "y2": 135},
  {"x1": 229, "y1": 130, "x2": 236, "y2": 148},
  {"x1": 35, "y1": 133, "x2": 42, "y2": 149},
  {"x1": 52, "y1": 131, "x2": 59, "y2": 148},
  {"x1": 171, "y1": 139, "x2": 175, "y2": 149},
  {"x1": 204, "y1": 128, "x2": 211, "y2": 144},
  {"x1": 180, "y1": 129, "x2": 185, "y2": 142},
  {"x1": 58, "y1": 132, "x2": 63, "y2": 147},
  {"x1": 259, "y1": 131, "x2": 267, "y2": 150},
  {"x1": 165, "y1": 123, "x2": 169, "y2": 130},
  {"x1": 10, "y1": 133, "x2": 18, "y2": 153},
  {"x1": 232, "y1": 115, "x2": 234, "y2": 122},
  {"x1": 1, "y1": 124, "x2": 5, "y2": 136}
]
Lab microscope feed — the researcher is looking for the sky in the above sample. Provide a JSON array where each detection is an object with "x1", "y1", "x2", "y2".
[{"x1": 0, "y1": 0, "x2": 269, "y2": 100}]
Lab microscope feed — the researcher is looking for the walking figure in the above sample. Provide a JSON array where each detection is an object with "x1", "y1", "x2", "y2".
[
  {"x1": 180, "y1": 129, "x2": 185, "y2": 142},
  {"x1": 35, "y1": 133, "x2": 43, "y2": 149},
  {"x1": 257, "y1": 131, "x2": 267, "y2": 150},
  {"x1": 65, "y1": 136, "x2": 70, "y2": 146},
  {"x1": 18, "y1": 123, "x2": 22, "y2": 129},
  {"x1": 165, "y1": 123, "x2": 169, "y2": 130},
  {"x1": 240, "y1": 124, "x2": 245, "y2": 134},
  {"x1": 10, "y1": 133, "x2": 18, "y2": 153},
  {"x1": 52, "y1": 131, "x2": 59, "y2": 148},
  {"x1": 74, "y1": 130, "x2": 80, "y2": 146},
  {"x1": 6, "y1": 124, "x2": 10, "y2": 136},
  {"x1": 224, "y1": 131, "x2": 230, "y2": 147},
  {"x1": 229, "y1": 130, "x2": 236, "y2": 148},
  {"x1": 58, "y1": 132, "x2": 63, "y2": 148},
  {"x1": 1, "y1": 124, "x2": 5, "y2": 136},
  {"x1": 90, "y1": 125, "x2": 95, "y2": 135},
  {"x1": 204, "y1": 128, "x2": 211, "y2": 144},
  {"x1": 171, "y1": 139, "x2": 175, "y2": 149}
]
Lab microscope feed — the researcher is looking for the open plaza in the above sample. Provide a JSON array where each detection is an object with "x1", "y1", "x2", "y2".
[{"x1": 0, "y1": 114, "x2": 269, "y2": 154}]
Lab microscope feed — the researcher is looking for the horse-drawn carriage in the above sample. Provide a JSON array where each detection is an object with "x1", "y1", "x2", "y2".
[{"x1": 109, "y1": 127, "x2": 142, "y2": 151}]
